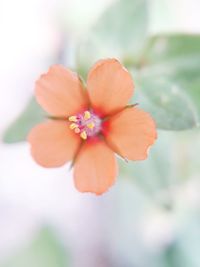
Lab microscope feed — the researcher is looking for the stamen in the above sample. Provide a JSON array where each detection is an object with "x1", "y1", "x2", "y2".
[
  {"x1": 84, "y1": 111, "x2": 91, "y2": 120},
  {"x1": 80, "y1": 131, "x2": 87, "y2": 140},
  {"x1": 74, "y1": 128, "x2": 81, "y2": 134},
  {"x1": 68, "y1": 110, "x2": 101, "y2": 139},
  {"x1": 68, "y1": 116, "x2": 77, "y2": 122},
  {"x1": 70, "y1": 123, "x2": 78, "y2": 130},
  {"x1": 87, "y1": 122, "x2": 95, "y2": 129}
]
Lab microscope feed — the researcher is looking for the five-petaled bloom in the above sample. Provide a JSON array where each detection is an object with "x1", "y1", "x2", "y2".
[{"x1": 28, "y1": 59, "x2": 157, "y2": 195}]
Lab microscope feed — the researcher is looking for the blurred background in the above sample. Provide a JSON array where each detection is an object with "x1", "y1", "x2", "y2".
[{"x1": 0, "y1": 0, "x2": 200, "y2": 266}]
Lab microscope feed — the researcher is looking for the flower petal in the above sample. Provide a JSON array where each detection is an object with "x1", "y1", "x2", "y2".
[
  {"x1": 103, "y1": 107, "x2": 157, "y2": 160},
  {"x1": 87, "y1": 59, "x2": 134, "y2": 117},
  {"x1": 73, "y1": 140, "x2": 118, "y2": 195},
  {"x1": 28, "y1": 120, "x2": 81, "y2": 167},
  {"x1": 35, "y1": 65, "x2": 88, "y2": 116}
]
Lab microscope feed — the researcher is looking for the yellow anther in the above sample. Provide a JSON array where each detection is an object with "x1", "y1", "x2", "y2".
[
  {"x1": 69, "y1": 123, "x2": 78, "y2": 130},
  {"x1": 84, "y1": 111, "x2": 91, "y2": 120},
  {"x1": 80, "y1": 131, "x2": 87, "y2": 140},
  {"x1": 74, "y1": 128, "x2": 81, "y2": 134},
  {"x1": 87, "y1": 122, "x2": 95, "y2": 129},
  {"x1": 68, "y1": 116, "x2": 77, "y2": 122}
]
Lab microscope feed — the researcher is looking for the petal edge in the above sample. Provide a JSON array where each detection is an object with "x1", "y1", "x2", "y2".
[
  {"x1": 87, "y1": 59, "x2": 134, "y2": 117},
  {"x1": 35, "y1": 65, "x2": 88, "y2": 117},
  {"x1": 103, "y1": 107, "x2": 157, "y2": 161},
  {"x1": 28, "y1": 120, "x2": 81, "y2": 167},
  {"x1": 73, "y1": 140, "x2": 118, "y2": 195}
]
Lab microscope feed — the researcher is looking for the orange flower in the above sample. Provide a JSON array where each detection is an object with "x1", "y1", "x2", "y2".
[{"x1": 28, "y1": 59, "x2": 157, "y2": 195}]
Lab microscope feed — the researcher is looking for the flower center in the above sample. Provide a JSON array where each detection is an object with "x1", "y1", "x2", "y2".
[{"x1": 68, "y1": 110, "x2": 102, "y2": 140}]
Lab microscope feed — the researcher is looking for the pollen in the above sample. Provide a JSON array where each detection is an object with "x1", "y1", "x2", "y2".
[
  {"x1": 84, "y1": 111, "x2": 91, "y2": 120},
  {"x1": 69, "y1": 123, "x2": 78, "y2": 130},
  {"x1": 87, "y1": 122, "x2": 95, "y2": 129},
  {"x1": 80, "y1": 131, "x2": 87, "y2": 140},
  {"x1": 68, "y1": 115, "x2": 78, "y2": 122},
  {"x1": 74, "y1": 128, "x2": 81, "y2": 134},
  {"x1": 68, "y1": 110, "x2": 101, "y2": 139}
]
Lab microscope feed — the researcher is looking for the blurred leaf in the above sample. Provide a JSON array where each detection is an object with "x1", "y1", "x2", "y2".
[
  {"x1": 119, "y1": 130, "x2": 174, "y2": 197},
  {"x1": 120, "y1": 129, "x2": 200, "y2": 201},
  {"x1": 3, "y1": 97, "x2": 46, "y2": 143},
  {"x1": 133, "y1": 34, "x2": 200, "y2": 130},
  {"x1": 163, "y1": 214, "x2": 200, "y2": 267},
  {"x1": 139, "y1": 34, "x2": 200, "y2": 82},
  {"x1": 134, "y1": 77, "x2": 199, "y2": 130},
  {"x1": 1, "y1": 227, "x2": 69, "y2": 267},
  {"x1": 183, "y1": 78, "x2": 200, "y2": 124},
  {"x1": 77, "y1": 0, "x2": 149, "y2": 78}
]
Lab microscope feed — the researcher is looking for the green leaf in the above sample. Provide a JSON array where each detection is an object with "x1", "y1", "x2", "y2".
[
  {"x1": 119, "y1": 129, "x2": 200, "y2": 205},
  {"x1": 77, "y1": 0, "x2": 149, "y2": 78},
  {"x1": 119, "y1": 130, "x2": 174, "y2": 196},
  {"x1": 133, "y1": 34, "x2": 200, "y2": 130},
  {"x1": 182, "y1": 78, "x2": 200, "y2": 123},
  {"x1": 3, "y1": 97, "x2": 46, "y2": 143},
  {"x1": 139, "y1": 34, "x2": 200, "y2": 82},
  {"x1": 134, "y1": 77, "x2": 200, "y2": 130},
  {"x1": 1, "y1": 227, "x2": 70, "y2": 267}
]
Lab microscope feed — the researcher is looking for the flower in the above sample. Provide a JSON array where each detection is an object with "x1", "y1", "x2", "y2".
[{"x1": 28, "y1": 59, "x2": 157, "y2": 195}]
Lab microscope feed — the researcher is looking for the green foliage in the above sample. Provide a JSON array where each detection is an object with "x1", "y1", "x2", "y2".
[
  {"x1": 77, "y1": 0, "x2": 148, "y2": 78},
  {"x1": 120, "y1": 129, "x2": 200, "y2": 195},
  {"x1": 139, "y1": 34, "x2": 200, "y2": 82},
  {"x1": 0, "y1": 227, "x2": 69, "y2": 267},
  {"x1": 134, "y1": 34, "x2": 200, "y2": 130},
  {"x1": 134, "y1": 77, "x2": 199, "y2": 130},
  {"x1": 3, "y1": 98, "x2": 46, "y2": 143},
  {"x1": 119, "y1": 131, "x2": 172, "y2": 195}
]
